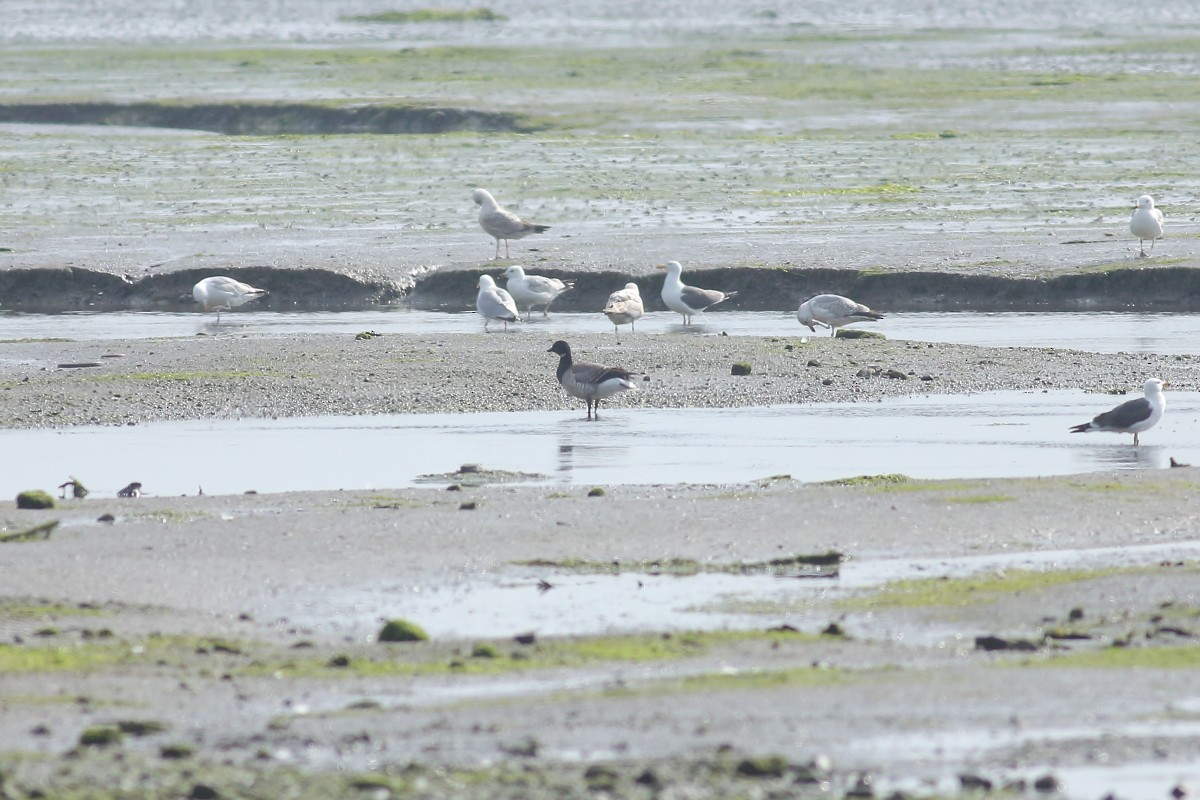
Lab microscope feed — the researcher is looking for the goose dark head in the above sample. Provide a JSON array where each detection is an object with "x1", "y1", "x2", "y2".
[{"x1": 548, "y1": 340, "x2": 572, "y2": 356}]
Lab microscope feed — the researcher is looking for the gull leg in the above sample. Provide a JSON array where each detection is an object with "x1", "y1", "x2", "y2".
[{"x1": 1134, "y1": 432, "x2": 1140, "y2": 446}]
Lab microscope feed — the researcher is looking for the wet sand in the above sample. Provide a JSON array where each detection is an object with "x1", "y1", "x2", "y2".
[
  {"x1": 1, "y1": 332, "x2": 1199, "y2": 797},
  {"x1": 3, "y1": 1, "x2": 1200, "y2": 795}
]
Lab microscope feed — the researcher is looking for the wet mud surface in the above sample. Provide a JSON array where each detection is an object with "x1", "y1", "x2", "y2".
[{"x1": 3, "y1": 1, "x2": 1200, "y2": 797}]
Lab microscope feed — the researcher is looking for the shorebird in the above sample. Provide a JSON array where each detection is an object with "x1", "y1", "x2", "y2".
[
  {"x1": 602, "y1": 283, "x2": 644, "y2": 337},
  {"x1": 473, "y1": 188, "x2": 550, "y2": 260},
  {"x1": 501, "y1": 265, "x2": 574, "y2": 320},
  {"x1": 547, "y1": 340, "x2": 638, "y2": 420},
  {"x1": 1130, "y1": 194, "x2": 1164, "y2": 258},
  {"x1": 192, "y1": 276, "x2": 268, "y2": 323},
  {"x1": 1070, "y1": 378, "x2": 1166, "y2": 446},
  {"x1": 476, "y1": 274, "x2": 520, "y2": 332},
  {"x1": 796, "y1": 294, "x2": 885, "y2": 337},
  {"x1": 657, "y1": 260, "x2": 736, "y2": 325}
]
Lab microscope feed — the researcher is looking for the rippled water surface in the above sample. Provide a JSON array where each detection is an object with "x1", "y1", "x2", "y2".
[
  {"x1": 5, "y1": 389, "x2": 1198, "y2": 499},
  {"x1": 4, "y1": 309, "x2": 1200, "y2": 354}
]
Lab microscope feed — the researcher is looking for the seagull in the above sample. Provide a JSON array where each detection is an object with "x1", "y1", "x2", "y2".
[
  {"x1": 657, "y1": 260, "x2": 737, "y2": 325},
  {"x1": 473, "y1": 188, "x2": 550, "y2": 260},
  {"x1": 1070, "y1": 378, "x2": 1166, "y2": 446},
  {"x1": 476, "y1": 274, "x2": 520, "y2": 332},
  {"x1": 501, "y1": 265, "x2": 574, "y2": 320},
  {"x1": 1130, "y1": 195, "x2": 1164, "y2": 258},
  {"x1": 548, "y1": 340, "x2": 638, "y2": 420},
  {"x1": 602, "y1": 283, "x2": 645, "y2": 337},
  {"x1": 797, "y1": 294, "x2": 885, "y2": 337},
  {"x1": 192, "y1": 276, "x2": 268, "y2": 323}
]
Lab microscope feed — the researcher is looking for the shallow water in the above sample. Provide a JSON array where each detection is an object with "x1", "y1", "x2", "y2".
[
  {"x1": 5, "y1": 389, "x2": 1197, "y2": 500},
  {"x1": 4, "y1": 309, "x2": 1200, "y2": 354},
  {"x1": 302, "y1": 539, "x2": 1200, "y2": 640}
]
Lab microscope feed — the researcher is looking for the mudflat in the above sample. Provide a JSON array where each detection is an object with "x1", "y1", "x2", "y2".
[{"x1": 1, "y1": 331, "x2": 1199, "y2": 798}]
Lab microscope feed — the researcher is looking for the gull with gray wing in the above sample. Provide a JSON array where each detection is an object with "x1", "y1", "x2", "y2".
[
  {"x1": 1070, "y1": 378, "x2": 1165, "y2": 446},
  {"x1": 797, "y1": 293, "x2": 884, "y2": 337},
  {"x1": 1130, "y1": 194, "x2": 1164, "y2": 258},
  {"x1": 476, "y1": 274, "x2": 520, "y2": 332},
  {"x1": 602, "y1": 282, "x2": 644, "y2": 337},
  {"x1": 502, "y1": 265, "x2": 574, "y2": 320},
  {"x1": 657, "y1": 260, "x2": 737, "y2": 325},
  {"x1": 473, "y1": 188, "x2": 550, "y2": 260},
  {"x1": 192, "y1": 276, "x2": 268, "y2": 324}
]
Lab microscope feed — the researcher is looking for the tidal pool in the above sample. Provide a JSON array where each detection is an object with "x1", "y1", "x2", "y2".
[
  {"x1": 4, "y1": 309, "x2": 1200, "y2": 354},
  {"x1": 4, "y1": 389, "x2": 1197, "y2": 500}
]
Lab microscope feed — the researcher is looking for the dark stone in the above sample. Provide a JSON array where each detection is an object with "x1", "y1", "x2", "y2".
[{"x1": 975, "y1": 635, "x2": 1039, "y2": 652}]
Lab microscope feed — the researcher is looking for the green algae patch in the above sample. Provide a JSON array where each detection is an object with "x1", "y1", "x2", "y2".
[
  {"x1": 942, "y1": 493, "x2": 1015, "y2": 504},
  {"x1": 0, "y1": 644, "x2": 130, "y2": 674},
  {"x1": 840, "y1": 567, "x2": 1122, "y2": 611},
  {"x1": 1027, "y1": 644, "x2": 1200, "y2": 670},
  {"x1": 514, "y1": 553, "x2": 842, "y2": 576},
  {"x1": 257, "y1": 630, "x2": 808, "y2": 680},
  {"x1": 378, "y1": 619, "x2": 429, "y2": 643},
  {"x1": 818, "y1": 473, "x2": 911, "y2": 488},
  {"x1": 0, "y1": 600, "x2": 107, "y2": 619},
  {"x1": 14, "y1": 491, "x2": 54, "y2": 510},
  {"x1": 95, "y1": 370, "x2": 268, "y2": 382},
  {"x1": 672, "y1": 665, "x2": 849, "y2": 693}
]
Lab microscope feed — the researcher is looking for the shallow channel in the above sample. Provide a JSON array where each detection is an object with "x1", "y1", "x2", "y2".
[
  {"x1": 4, "y1": 309, "x2": 1200, "y2": 354},
  {"x1": 4, "y1": 389, "x2": 1198, "y2": 499}
]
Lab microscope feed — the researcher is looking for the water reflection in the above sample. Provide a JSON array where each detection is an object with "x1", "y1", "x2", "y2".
[
  {"x1": 3, "y1": 309, "x2": 1200, "y2": 354},
  {"x1": 2, "y1": 390, "x2": 1197, "y2": 499}
]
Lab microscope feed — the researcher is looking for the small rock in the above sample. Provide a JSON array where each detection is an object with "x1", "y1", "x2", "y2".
[
  {"x1": 975, "y1": 635, "x2": 1038, "y2": 652},
  {"x1": 189, "y1": 784, "x2": 220, "y2": 800},
  {"x1": 587, "y1": 487, "x2": 605, "y2": 497},
  {"x1": 806, "y1": 359, "x2": 820, "y2": 367},
  {"x1": 735, "y1": 756, "x2": 787, "y2": 778},
  {"x1": 15, "y1": 490, "x2": 55, "y2": 510},
  {"x1": 1068, "y1": 607, "x2": 1084, "y2": 621},
  {"x1": 377, "y1": 619, "x2": 428, "y2": 643},
  {"x1": 513, "y1": 632, "x2": 537, "y2": 646},
  {"x1": 459, "y1": 501, "x2": 477, "y2": 510},
  {"x1": 1033, "y1": 773, "x2": 1061, "y2": 793},
  {"x1": 821, "y1": 378, "x2": 834, "y2": 386},
  {"x1": 959, "y1": 773, "x2": 994, "y2": 791},
  {"x1": 731, "y1": 362, "x2": 752, "y2": 376}
]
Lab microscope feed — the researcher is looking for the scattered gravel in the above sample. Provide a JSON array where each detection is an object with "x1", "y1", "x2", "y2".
[{"x1": 1, "y1": 331, "x2": 1190, "y2": 429}]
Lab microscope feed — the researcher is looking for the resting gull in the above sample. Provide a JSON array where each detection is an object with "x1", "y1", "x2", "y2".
[
  {"x1": 1070, "y1": 378, "x2": 1165, "y2": 446},
  {"x1": 1130, "y1": 194, "x2": 1164, "y2": 258},
  {"x1": 192, "y1": 276, "x2": 268, "y2": 323},
  {"x1": 476, "y1": 274, "x2": 520, "y2": 332},
  {"x1": 473, "y1": 188, "x2": 550, "y2": 260},
  {"x1": 602, "y1": 282, "x2": 644, "y2": 337},
  {"x1": 797, "y1": 294, "x2": 884, "y2": 337},
  {"x1": 502, "y1": 265, "x2": 574, "y2": 320},
  {"x1": 548, "y1": 340, "x2": 638, "y2": 420},
  {"x1": 657, "y1": 260, "x2": 737, "y2": 325}
]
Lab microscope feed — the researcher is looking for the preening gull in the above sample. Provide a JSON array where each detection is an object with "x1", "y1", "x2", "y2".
[
  {"x1": 1130, "y1": 194, "x2": 1164, "y2": 258},
  {"x1": 602, "y1": 283, "x2": 644, "y2": 337},
  {"x1": 548, "y1": 340, "x2": 638, "y2": 420},
  {"x1": 502, "y1": 265, "x2": 574, "y2": 320},
  {"x1": 797, "y1": 294, "x2": 884, "y2": 337},
  {"x1": 473, "y1": 188, "x2": 550, "y2": 260},
  {"x1": 1070, "y1": 378, "x2": 1165, "y2": 446},
  {"x1": 476, "y1": 274, "x2": 520, "y2": 332},
  {"x1": 192, "y1": 276, "x2": 268, "y2": 323},
  {"x1": 657, "y1": 260, "x2": 737, "y2": 325}
]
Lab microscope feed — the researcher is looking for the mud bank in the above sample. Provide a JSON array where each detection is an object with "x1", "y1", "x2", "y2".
[
  {"x1": 0, "y1": 266, "x2": 408, "y2": 312},
  {"x1": 0, "y1": 101, "x2": 537, "y2": 135},
  {"x1": 5, "y1": 263, "x2": 1198, "y2": 314}
]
